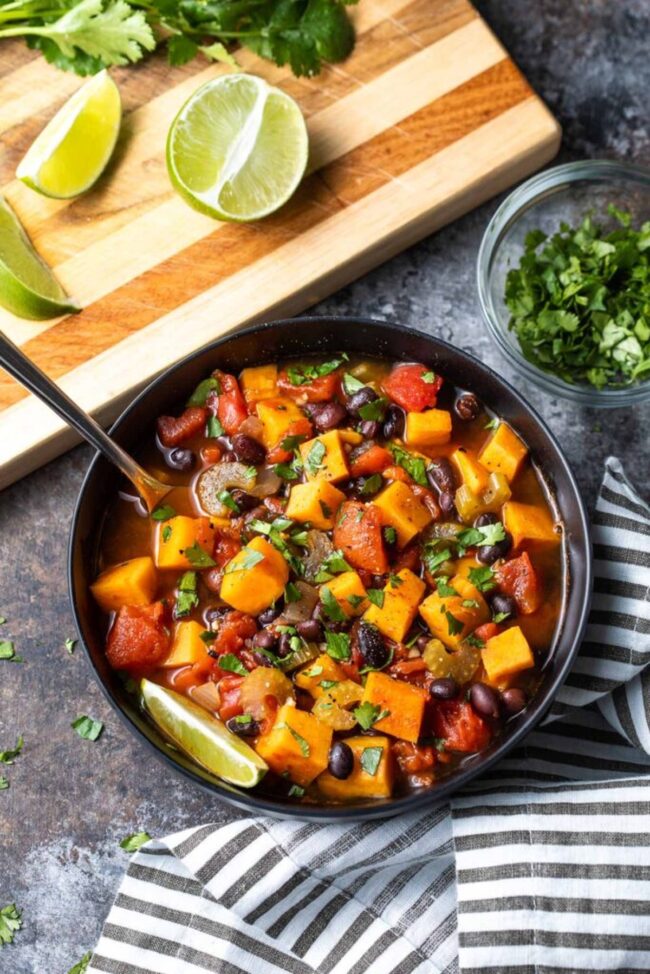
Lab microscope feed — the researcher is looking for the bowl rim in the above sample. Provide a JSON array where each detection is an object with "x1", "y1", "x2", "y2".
[
  {"x1": 477, "y1": 158, "x2": 650, "y2": 407},
  {"x1": 68, "y1": 315, "x2": 593, "y2": 821}
]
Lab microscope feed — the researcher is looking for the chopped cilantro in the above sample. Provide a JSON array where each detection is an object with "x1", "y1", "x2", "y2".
[
  {"x1": 162, "y1": 525, "x2": 172, "y2": 543},
  {"x1": 421, "y1": 371, "x2": 436, "y2": 384},
  {"x1": 347, "y1": 594, "x2": 364, "y2": 608},
  {"x1": 445, "y1": 611, "x2": 463, "y2": 636},
  {"x1": 367, "y1": 588, "x2": 385, "y2": 608},
  {"x1": 358, "y1": 397, "x2": 387, "y2": 421},
  {"x1": 218, "y1": 489, "x2": 240, "y2": 513},
  {"x1": 462, "y1": 599, "x2": 480, "y2": 609},
  {"x1": 0, "y1": 737, "x2": 23, "y2": 764},
  {"x1": 383, "y1": 526, "x2": 397, "y2": 545},
  {"x1": 493, "y1": 611, "x2": 511, "y2": 624},
  {"x1": 224, "y1": 549, "x2": 263, "y2": 573},
  {"x1": 151, "y1": 504, "x2": 176, "y2": 521},
  {"x1": 218, "y1": 654, "x2": 248, "y2": 676},
  {"x1": 120, "y1": 831, "x2": 152, "y2": 853},
  {"x1": 319, "y1": 679, "x2": 339, "y2": 690},
  {"x1": 360, "y1": 473, "x2": 383, "y2": 496},
  {"x1": 360, "y1": 746, "x2": 383, "y2": 776},
  {"x1": 484, "y1": 417, "x2": 499, "y2": 430},
  {"x1": 288, "y1": 784, "x2": 305, "y2": 798},
  {"x1": 184, "y1": 542, "x2": 217, "y2": 568},
  {"x1": 314, "y1": 550, "x2": 352, "y2": 582},
  {"x1": 175, "y1": 571, "x2": 199, "y2": 617},
  {"x1": 71, "y1": 716, "x2": 104, "y2": 741},
  {"x1": 353, "y1": 701, "x2": 390, "y2": 730},
  {"x1": 305, "y1": 439, "x2": 327, "y2": 477},
  {"x1": 67, "y1": 952, "x2": 92, "y2": 974},
  {"x1": 389, "y1": 574, "x2": 403, "y2": 588},
  {"x1": 281, "y1": 433, "x2": 308, "y2": 451},
  {"x1": 206, "y1": 416, "x2": 225, "y2": 438},
  {"x1": 285, "y1": 582, "x2": 302, "y2": 603},
  {"x1": 302, "y1": 664, "x2": 323, "y2": 678},
  {"x1": 286, "y1": 725, "x2": 310, "y2": 756},
  {"x1": 320, "y1": 586, "x2": 347, "y2": 622},
  {"x1": 342, "y1": 373, "x2": 365, "y2": 395},
  {"x1": 286, "y1": 356, "x2": 347, "y2": 386},
  {"x1": 456, "y1": 522, "x2": 506, "y2": 554},
  {"x1": 435, "y1": 577, "x2": 458, "y2": 598},
  {"x1": 388, "y1": 444, "x2": 428, "y2": 486},
  {"x1": 324, "y1": 630, "x2": 351, "y2": 660},
  {"x1": 199, "y1": 630, "x2": 217, "y2": 643},
  {"x1": 422, "y1": 544, "x2": 452, "y2": 576},
  {"x1": 0, "y1": 904, "x2": 22, "y2": 947},
  {"x1": 187, "y1": 376, "x2": 220, "y2": 406},
  {"x1": 319, "y1": 500, "x2": 332, "y2": 519},
  {"x1": 465, "y1": 634, "x2": 485, "y2": 649},
  {"x1": 0, "y1": 642, "x2": 21, "y2": 663},
  {"x1": 468, "y1": 565, "x2": 496, "y2": 592}
]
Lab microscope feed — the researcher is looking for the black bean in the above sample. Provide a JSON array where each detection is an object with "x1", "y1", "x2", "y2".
[
  {"x1": 429, "y1": 677, "x2": 459, "y2": 700},
  {"x1": 358, "y1": 622, "x2": 389, "y2": 669},
  {"x1": 258, "y1": 604, "x2": 281, "y2": 626},
  {"x1": 328, "y1": 741, "x2": 354, "y2": 780},
  {"x1": 204, "y1": 606, "x2": 227, "y2": 627},
  {"x1": 469, "y1": 682, "x2": 501, "y2": 719},
  {"x1": 455, "y1": 393, "x2": 481, "y2": 421},
  {"x1": 347, "y1": 387, "x2": 378, "y2": 416},
  {"x1": 427, "y1": 458, "x2": 456, "y2": 494},
  {"x1": 474, "y1": 512, "x2": 498, "y2": 528},
  {"x1": 477, "y1": 532, "x2": 513, "y2": 565},
  {"x1": 416, "y1": 635, "x2": 430, "y2": 652},
  {"x1": 439, "y1": 491, "x2": 456, "y2": 515},
  {"x1": 295, "y1": 619, "x2": 322, "y2": 641},
  {"x1": 230, "y1": 489, "x2": 259, "y2": 512},
  {"x1": 166, "y1": 447, "x2": 195, "y2": 472},
  {"x1": 308, "y1": 401, "x2": 348, "y2": 432},
  {"x1": 252, "y1": 629, "x2": 278, "y2": 650},
  {"x1": 231, "y1": 434, "x2": 266, "y2": 465},
  {"x1": 501, "y1": 687, "x2": 527, "y2": 715},
  {"x1": 358, "y1": 419, "x2": 380, "y2": 439},
  {"x1": 226, "y1": 715, "x2": 260, "y2": 737},
  {"x1": 252, "y1": 651, "x2": 276, "y2": 668},
  {"x1": 490, "y1": 593, "x2": 516, "y2": 619},
  {"x1": 223, "y1": 450, "x2": 237, "y2": 462},
  {"x1": 382, "y1": 404, "x2": 405, "y2": 439}
]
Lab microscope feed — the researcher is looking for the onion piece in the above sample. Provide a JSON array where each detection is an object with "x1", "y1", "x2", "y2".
[
  {"x1": 249, "y1": 466, "x2": 281, "y2": 498},
  {"x1": 276, "y1": 582, "x2": 319, "y2": 625},
  {"x1": 303, "y1": 530, "x2": 334, "y2": 583},
  {"x1": 189, "y1": 682, "x2": 221, "y2": 714},
  {"x1": 238, "y1": 415, "x2": 265, "y2": 443}
]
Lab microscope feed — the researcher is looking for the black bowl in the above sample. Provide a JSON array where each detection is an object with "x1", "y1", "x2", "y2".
[{"x1": 69, "y1": 317, "x2": 592, "y2": 821}]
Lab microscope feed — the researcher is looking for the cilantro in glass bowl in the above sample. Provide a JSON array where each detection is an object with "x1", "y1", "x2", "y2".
[{"x1": 477, "y1": 160, "x2": 650, "y2": 406}]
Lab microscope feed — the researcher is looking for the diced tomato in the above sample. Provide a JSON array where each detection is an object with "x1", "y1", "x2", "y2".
[
  {"x1": 393, "y1": 740, "x2": 437, "y2": 774},
  {"x1": 277, "y1": 369, "x2": 340, "y2": 403},
  {"x1": 433, "y1": 700, "x2": 492, "y2": 753},
  {"x1": 473, "y1": 622, "x2": 501, "y2": 642},
  {"x1": 207, "y1": 373, "x2": 248, "y2": 435},
  {"x1": 349, "y1": 443, "x2": 393, "y2": 478},
  {"x1": 333, "y1": 500, "x2": 389, "y2": 574},
  {"x1": 157, "y1": 407, "x2": 207, "y2": 447},
  {"x1": 382, "y1": 363, "x2": 443, "y2": 412},
  {"x1": 496, "y1": 551, "x2": 542, "y2": 615},
  {"x1": 390, "y1": 658, "x2": 427, "y2": 678},
  {"x1": 215, "y1": 535, "x2": 242, "y2": 568},
  {"x1": 106, "y1": 603, "x2": 170, "y2": 671},
  {"x1": 266, "y1": 417, "x2": 313, "y2": 462},
  {"x1": 382, "y1": 464, "x2": 411, "y2": 483},
  {"x1": 210, "y1": 610, "x2": 257, "y2": 657},
  {"x1": 218, "y1": 675, "x2": 244, "y2": 721},
  {"x1": 201, "y1": 445, "x2": 222, "y2": 465}
]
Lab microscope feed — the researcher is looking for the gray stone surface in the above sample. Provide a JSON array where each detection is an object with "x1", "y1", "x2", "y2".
[{"x1": 1, "y1": 3, "x2": 649, "y2": 970}]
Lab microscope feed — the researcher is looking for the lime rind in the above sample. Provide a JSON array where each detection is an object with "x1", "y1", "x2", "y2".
[
  {"x1": 0, "y1": 195, "x2": 78, "y2": 320},
  {"x1": 166, "y1": 73, "x2": 309, "y2": 223},
  {"x1": 140, "y1": 678, "x2": 268, "y2": 788}
]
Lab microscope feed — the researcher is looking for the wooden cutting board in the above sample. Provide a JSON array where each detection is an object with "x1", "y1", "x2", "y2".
[{"x1": 0, "y1": 0, "x2": 560, "y2": 488}]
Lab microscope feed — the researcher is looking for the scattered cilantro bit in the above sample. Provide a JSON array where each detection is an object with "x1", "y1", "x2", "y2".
[
  {"x1": 462, "y1": 599, "x2": 480, "y2": 609},
  {"x1": 493, "y1": 611, "x2": 510, "y2": 624},
  {"x1": 286, "y1": 725, "x2": 310, "y2": 756},
  {"x1": 435, "y1": 577, "x2": 458, "y2": 598},
  {"x1": 389, "y1": 573, "x2": 403, "y2": 588},
  {"x1": 0, "y1": 776, "x2": 8, "y2": 791},
  {"x1": 120, "y1": 831, "x2": 152, "y2": 853},
  {"x1": 162, "y1": 525, "x2": 172, "y2": 543},
  {"x1": 456, "y1": 522, "x2": 506, "y2": 554},
  {"x1": 65, "y1": 637, "x2": 77, "y2": 655},
  {"x1": 505, "y1": 206, "x2": 650, "y2": 388},
  {"x1": 0, "y1": 903, "x2": 22, "y2": 947},
  {"x1": 233, "y1": 714, "x2": 254, "y2": 726},
  {"x1": 445, "y1": 611, "x2": 463, "y2": 636},
  {"x1": 465, "y1": 634, "x2": 485, "y2": 649},
  {"x1": 286, "y1": 355, "x2": 347, "y2": 386},
  {"x1": 223, "y1": 548, "x2": 263, "y2": 573},
  {"x1": 72, "y1": 716, "x2": 103, "y2": 741},
  {"x1": 421, "y1": 371, "x2": 436, "y2": 384},
  {"x1": 484, "y1": 417, "x2": 499, "y2": 430},
  {"x1": 367, "y1": 588, "x2": 385, "y2": 608},
  {"x1": 187, "y1": 377, "x2": 220, "y2": 406},
  {"x1": 0, "y1": 642, "x2": 21, "y2": 663},
  {"x1": 0, "y1": 737, "x2": 23, "y2": 765},
  {"x1": 347, "y1": 594, "x2": 364, "y2": 608},
  {"x1": 281, "y1": 433, "x2": 308, "y2": 451},
  {"x1": 422, "y1": 544, "x2": 452, "y2": 576},
  {"x1": 249, "y1": 517, "x2": 304, "y2": 576},
  {"x1": 67, "y1": 952, "x2": 92, "y2": 974},
  {"x1": 468, "y1": 565, "x2": 496, "y2": 592},
  {"x1": 359, "y1": 473, "x2": 383, "y2": 496},
  {"x1": 358, "y1": 397, "x2": 387, "y2": 421},
  {"x1": 360, "y1": 746, "x2": 383, "y2": 776},
  {"x1": 319, "y1": 679, "x2": 338, "y2": 690},
  {"x1": 0, "y1": 617, "x2": 6, "y2": 625},
  {"x1": 184, "y1": 542, "x2": 217, "y2": 568},
  {"x1": 320, "y1": 586, "x2": 347, "y2": 622},
  {"x1": 383, "y1": 526, "x2": 397, "y2": 545},
  {"x1": 302, "y1": 664, "x2": 323, "y2": 678},
  {"x1": 151, "y1": 504, "x2": 176, "y2": 521},
  {"x1": 388, "y1": 444, "x2": 428, "y2": 486},
  {"x1": 288, "y1": 784, "x2": 305, "y2": 798},
  {"x1": 314, "y1": 549, "x2": 352, "y2": 582},
  {"x1": 218, "y1": 654, "x2": 248, "y2": 676},
  {"x1": 218, "y1": 489, "x2": 240, "y2": 513},
  {"x1": 305, "y1": 439, "x2": 327, "y2": 476},
  {"x1": 175, "y1": 571, "x2": 199, "y2": 617},
  {"x1": 200, "y1": 630, "x2": 217, "y2": 643},
  {"x1": 206, "y1": 416, "x2": 225, "y2": 438},
  {"x1": 285, "y1": 582, "x2": 302, "y2": 603},
  {"x1": 354, "y1": 702, "x2": 390, "y2": 730},
  {"x1": 324, "y1": 630, "x2": 351, "y2": 660},
  {"x1": 274, "y1": 461, "x2": 301, "y2": 481},
  {"x1": 342, "y1": 373, "x2": 365, "y2": 395}
]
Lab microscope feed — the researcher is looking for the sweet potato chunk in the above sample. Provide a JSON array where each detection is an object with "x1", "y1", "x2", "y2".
[
  {"x1": 405, "y1": 409, "x2": 452, "y2": 449},
  {"x1": 91, "y1": 556, "x2": 157, "y2": 613},
  {"x1": 325, "y1": 571, "x2": 369, "y2": 617},
  {"x1": 503, "y1": 501, "x2": 561, "y2": 548},
  {"x1": 285, "y1": 480, "x2": 345, "y2": 530},
  {"x1": 295, "y1": 654, "x2": 348, "y2": 699},
  {"x1": 255, "y1": 703, "x2": 332, "y2": 787},
  {"x1": 161, "y1": 621, "x2": 209, "y2": 668},
  {"x1": 482, "y1": 625, "x2": 535, "y2": 684},
  {"x1": 300, "y1": 431, "x2": 350, "y2": 483},
  {"x1": 240, "y1": 364, "x2": 278, "y2": 404},
  {"x1": 333, "y1": 501, "x2": 388, "y2": 575},
  {"x1": 451, "y1": 447, "x2": 490, "y2": 494},
  {"x1": 220, "y1": 537, "x2": 289, "y2": 615},
  {"x1": 155, "y1": 516, "x2": 215, "y2": 571},
  {"x1": 361, "y1": 672, "x2": 427, "y2": 743},
  {"x1": 106, "y1": 603, "x2": 170, "y2": 671},
  {"x1": 317, "y1": 736, "x2": 394, "y2": 800},
  {"x1": 363, "y1": 568, "x2": 425, "y2": 642},
  {"x1": 256, "y1": 397, "x2": 306, "y2": 449},
  {"x1": 479, "y1": 422, "x2": 528, "y2": 482},
  {"x1": 419, "y1": 575, "x2": 489, "y2": 650},
  {"x1": 372, "y1": 480, "x2": 432, "y2": 548}
]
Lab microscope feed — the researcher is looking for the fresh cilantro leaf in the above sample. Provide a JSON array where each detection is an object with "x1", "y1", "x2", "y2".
[
  {"x1": 456, "y1": 522, "x2": 506, "y2": 553},
  {"x1": 347, "y1": 594, "x2": 364, "y2": 608},
  {"x1": 199, "y1": 630, "x2": 217, "y2": 643},
  {"x1": 65, "y1": 637, "x2": 77, "y2": 655},
  {"x1": 320, "y1": 586, "x2": 347, "y2": 622},
  {"x1": 360, "y1": 746, "x2": 383, "y2": 776},
  {"x1": 342, "y1": 373, "x2": 365, "y2": 395},
  {"x1": 218, "y1": 489, "x2": 240, "y2": 513},
  {"x1": 484, "y1": 417, "x2": 499, "y2": 430},
  {"x1": 462, "y1": 599, "x2": 480, "y2": 609},
  {"x1": 72, "y1": 716, "x2": 103, "y2": 741},
  {"x1": 281, "y1": 433, "x2": 308, "y2": 451},
  {"x1": 367, "y1": 588, "x2": 385, "y2": 608},
  {"x1": 286, "y1": 356, "x2": 346, "y2": 385},
  {"x1": 288, "y1": 784, "x2": 305, "y2": 797},
  {"x1": 493, "y1": 611, "x2": 510, "y2": 624},
  {"x1": 445, "y1": 611, "x2": 463, "y2": 636},
  {"x1": 162, "y1": 525, "x2": 172, "y2": 543},
  {"x1": 319, "y1": 500, "x2": 332, "y2": 519},
  {"x1": 0, "y1": 642, "x2": 21, "y2": 663},
  {"x1": 358, "y1": 397, "x2": 387, "y2": 421},
  {"x1": 120, "y1": 831, "x2": 152, "y2": 853},
  {"x1": 175, "y1": 571, "x2": 199, "y2": 617},
  {"x1": 324, "y1": 630, "x2": 351, "y2": 660},
  {"x1": 206, "y1": 415, "x2": 225, "y2": 438},
  {"x1": 389, "y1": 573, "x2": 403, "y2": 588},
  {"x1": 286, "y1": 725, "x2": 310, "y2": 756},
  {"x1": 314, "y1": 549, "x2": 351, "y2": 582},
  {"x1": 0, "y1": 903, "x2": 22, "y2": 947},
  {"x1": 151, "y1": 504, "x2": 176, "y2": 521},
  {"x1": 465, "y1": 633, "x2": 485, "y2": 649},
  {"x1": 305, "y1": 439, "x2": 327, "y2": 476},
  {"x1": 388, "y1": 444, "x2": 428, "y2": 486},
  {"x1": 435, "y1": 577, "x2": 458, "y2": 598},
  {"x1": 468, "y1": 566, "x2": 496, "y2": 592},
  {"x1": 359, "y1": 473, "x2": 382, "y2": 496},
  {"x1": 274, "y1": 461, "x2": 301, "y2": 481},
  {"x1": 302, "y1": 664, "x2": 323, "y2": 678},
  {"x1": 353, "y1": 702, "x2": 390, "y2": 730},
  {"x1": 184, "y1": 542, "x2": 217, "y2": 568},
  {"x1": 383, "y1": 526, "x2": 397, "y2": 545},
  {"x1": 67, "y1": 952, "x2": 92, "y2": 974},
  {"x1": 233, "y1": 714, "x2": 254, "y2": 725},
  {"x1": 187, "y1": 376, "x2": 220, "y2": 406},
  {"x1": 285, "y1": 582, "x2": 302, "y2": 603},
  {"x1": 218, "y1": 654, "x2": 248, "y2": 676},
  {"x1": 319, "y1": 679, "x2": 339, "y2": 690},
  {"x1": 421, "y1": 371, "x2": 436, "y2": 384},
  {"x1": 0, "y1": 776, "x2": 8, "y2": 791},
  {"x1": 0, "y1": 737, "x2": 23, "y2": 764},
  {"x1": 167, "y1": 33, "x2": 198, "y2": 66},
  {"x1": 422, "y1": 544, "x2": 452, "y2": 576}
]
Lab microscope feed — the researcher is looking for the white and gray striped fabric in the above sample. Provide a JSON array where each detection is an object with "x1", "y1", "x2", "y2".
[{"x1": 88, "y1": 457, "x2": 650, "y2": 974}]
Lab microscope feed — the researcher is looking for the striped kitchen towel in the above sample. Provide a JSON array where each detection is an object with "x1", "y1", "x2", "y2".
[{"x1": 88, "y1": 456, "x2": 650, "y2": 974}]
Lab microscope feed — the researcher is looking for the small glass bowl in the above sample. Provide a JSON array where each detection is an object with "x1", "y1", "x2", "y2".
[{"x1": 477, "y1": 160, "x2": 650, "y2": 407}]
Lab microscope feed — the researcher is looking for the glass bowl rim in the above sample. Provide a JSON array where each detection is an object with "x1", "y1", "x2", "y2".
[{"x1": 477, "y1": 159, "x2": 650, "y2": 408}]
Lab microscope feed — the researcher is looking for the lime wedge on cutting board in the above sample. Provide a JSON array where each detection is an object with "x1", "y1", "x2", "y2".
[
  {"x1": 0, "y1": 195, "x2": 78, "y2": 320},
  {"x1": 17, "y1": 70, "x2": 121, "y2": 200},
  {"x1": 140, "y1": 678, "x2": 267, "y2": 788},
  {"x1": 166, "y1": 73, "x2": 309, "y2": 222}
]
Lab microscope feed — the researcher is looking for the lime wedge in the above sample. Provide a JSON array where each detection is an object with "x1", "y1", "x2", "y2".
[
  {"x1": 0, "y1": 195, "x2": 78, "y2": 319},
  {"x1": 17, "y1": 70, "x2": 121, "y2": 199},
  {"x1": 140, "y1": 678, "x2": 267, "y2": 788},
  {"x1": 166, "y1": 73, "x2": 308, "y2": 222}
]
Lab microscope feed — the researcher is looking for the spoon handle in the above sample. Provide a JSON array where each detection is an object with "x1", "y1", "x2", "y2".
[{"x1": 0, "y1": 330, "x2": 169, "y2": 510}]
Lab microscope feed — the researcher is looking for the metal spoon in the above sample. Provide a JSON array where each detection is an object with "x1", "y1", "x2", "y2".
[{"x1": 0, "y1": 330, "x2": 172, "y2": 512}]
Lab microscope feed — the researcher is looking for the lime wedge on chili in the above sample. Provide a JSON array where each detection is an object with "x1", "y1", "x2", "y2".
[
  {"x1": 17, "y1": 70, "x2": 121, "y2": 200},
  {"x1": 166, "y1": 73, "x2": 308, "y2": 222},
  {"x1": 0, "y1": 195, "x2": 78, "y2": 320},
  {"x1": 140, "y1": 679, "x2": 267, "y2": 788}
]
